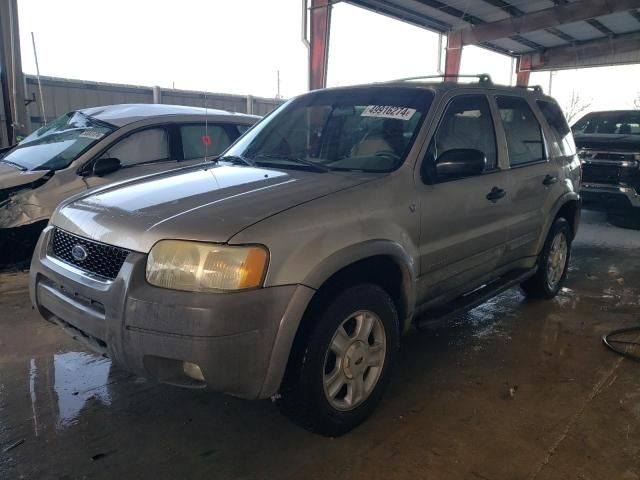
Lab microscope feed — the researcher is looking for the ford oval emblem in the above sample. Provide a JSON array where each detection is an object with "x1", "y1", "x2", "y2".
[{"x1": 71, "y1": 244, "x2": 88, "y2": 262}]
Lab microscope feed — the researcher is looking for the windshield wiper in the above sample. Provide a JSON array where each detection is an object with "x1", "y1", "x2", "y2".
[
  {"x1": 0, "y1": 158, "x2": 27, "y2": 171},
  {"x1": 216, "y1": 155, "x2": 256, "y2": 166},
  {"x1": 251, "y1": 154, "x2": 330, "y2": 173}
]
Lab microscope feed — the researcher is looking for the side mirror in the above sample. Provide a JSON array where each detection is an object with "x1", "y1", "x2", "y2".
[
  {"x1": 435, "y1": 149, "x2": 486, "y2": 181},
  {"x1": 92, "y1": 157, "x2": 121, "y2": 177}
]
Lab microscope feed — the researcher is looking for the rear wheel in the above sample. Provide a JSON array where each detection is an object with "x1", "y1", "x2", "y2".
[
  {"x1": 521, "y1": 217, "x2": 572, "y2": 299},
  {"x1": 278, "y1": 283, "x2": 398, "y2": 436}
]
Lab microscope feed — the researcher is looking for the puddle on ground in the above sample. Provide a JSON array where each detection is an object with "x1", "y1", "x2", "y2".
[{"x1": 28, "y1": 351, "x2": 112, "y2": 431}]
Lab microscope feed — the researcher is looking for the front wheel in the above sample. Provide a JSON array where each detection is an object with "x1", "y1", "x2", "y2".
[
  {"x1": 521, "y1": 217, "x2": 572, "y2": 299},
  {"x1": 278, "y1": 284, "x2": 399, "y2": 436}
]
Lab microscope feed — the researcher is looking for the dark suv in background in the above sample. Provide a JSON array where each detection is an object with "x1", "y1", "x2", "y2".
[{"x1": 573, "y1": 110, "x2": 640, "y2": 229}]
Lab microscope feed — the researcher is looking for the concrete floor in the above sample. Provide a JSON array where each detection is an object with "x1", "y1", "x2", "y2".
[{"x1": 1, "y1": 211, "x2": 639, "y2": 480}]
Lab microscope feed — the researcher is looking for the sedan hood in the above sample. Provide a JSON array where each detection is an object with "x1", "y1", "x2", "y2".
[
  {"x1": 53, "y1": 164, "x2": 375, "y2": 252},
  {"x1": 0, "y1": 163, "x2": 49, "y2": 189}
]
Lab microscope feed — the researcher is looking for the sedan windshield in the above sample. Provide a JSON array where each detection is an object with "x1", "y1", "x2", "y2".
[
  {"x1": 572, "y1": 111, "x2": 640, "y2": 136},
  {"x1": 224, "y1": 87, "x2": 434, "y2": 173},
  {"x1": 0, "y1": 111, "x2": 116, "y2": 171}
]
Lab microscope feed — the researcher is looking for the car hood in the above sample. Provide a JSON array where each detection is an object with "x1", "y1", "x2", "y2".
[
  {"x1": 53, "y1": 164, "x2": 376, "y2": 252},
  {"x1": 574, "y1": 134, "x2": 640, "y2": 151},
  {"x1": 0, "y1": 163, "x2": 49, "y2": 189}
]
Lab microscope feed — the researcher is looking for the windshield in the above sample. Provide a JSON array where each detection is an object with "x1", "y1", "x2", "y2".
[
  {"x1": 572, "y1": 111, "x2": 640, "y2": 136},
  {"x1": 225, "y1": 87, "x2": 434, "y2": 173},
  {"x1": 0, "y1": 111, "x2": 116, "y2": 171}
]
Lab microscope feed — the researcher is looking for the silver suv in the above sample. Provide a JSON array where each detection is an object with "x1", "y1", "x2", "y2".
[{"x1": 29, "y1": 76, "x2": 581, "y2": 436}]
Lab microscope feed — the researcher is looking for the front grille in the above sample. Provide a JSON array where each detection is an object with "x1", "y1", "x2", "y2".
[
  {"x1": 582, "y1": 164, "x2": 622, "y2": 184},
  {"x1": 50, "y1": 229, "x2": 129, "y2": 280},
  {"x1": 593, "y1": 152, "x2": 634, "y2": 161}
]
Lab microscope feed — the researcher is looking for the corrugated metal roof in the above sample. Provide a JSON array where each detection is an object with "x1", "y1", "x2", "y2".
[{"x1": 347, "y1": 0, "x2": 640, "y2": 55}]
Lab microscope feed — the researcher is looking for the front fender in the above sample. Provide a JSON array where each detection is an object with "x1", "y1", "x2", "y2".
[{"x1": 302, "y1": 239, "x2": 417, "y2": 330}]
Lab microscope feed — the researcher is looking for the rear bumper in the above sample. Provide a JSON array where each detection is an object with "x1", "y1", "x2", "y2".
[
  {"x1": 580, "y1": 183, "x2": 640, "y2": 211},
  {"x1": 29, "y1": 226, "x2": 315, "y2": 399}
]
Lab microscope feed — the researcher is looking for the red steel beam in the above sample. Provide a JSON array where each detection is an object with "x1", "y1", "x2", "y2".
[
  {"x1": 515, "y1": 55, "x2": 531, "y2": 86},
  {"x1": 309, "y1": 0, "x2": 332, "y2": 91},
  {"x1": 444, "y1": 31, "x2": 462, "y2": 81},
  {"x1": 522, "y1": 31, "x2": 640, "y2": 71}
]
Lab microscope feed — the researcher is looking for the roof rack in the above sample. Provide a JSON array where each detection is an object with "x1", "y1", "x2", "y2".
[
  {"x1": 385, "y1": 73, "x2": 493, "y2": 85},
  {"x1": 515, "y1": 85, "x2": 544, "y2": 93}
]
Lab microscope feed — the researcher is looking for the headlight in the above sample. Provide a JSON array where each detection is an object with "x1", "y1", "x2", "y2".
[{"x1": 146, "y1": 240, "x2": 268, "y2": 292}]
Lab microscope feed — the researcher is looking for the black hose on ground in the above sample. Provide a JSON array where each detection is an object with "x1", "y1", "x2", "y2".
[{"x1": 602, "y1": 326, "x2": 640, "y2": 362}]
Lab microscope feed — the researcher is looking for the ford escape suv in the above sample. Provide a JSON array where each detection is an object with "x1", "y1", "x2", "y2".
[{"x1": 30, "y1": 76, "x2": 581, "y2": 436}]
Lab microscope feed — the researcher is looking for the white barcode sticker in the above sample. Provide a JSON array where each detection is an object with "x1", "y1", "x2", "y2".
[
  {"x1": 79, "y1": 130, "x2": 105, "y2": 140},
  {"x1": 361, "y1": 105, "x2": 416, "y2": 121}
]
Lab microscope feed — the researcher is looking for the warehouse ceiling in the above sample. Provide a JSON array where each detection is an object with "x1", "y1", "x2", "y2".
[{"x1": 347, "y1": 0, "x2": 640, "y2": 60}]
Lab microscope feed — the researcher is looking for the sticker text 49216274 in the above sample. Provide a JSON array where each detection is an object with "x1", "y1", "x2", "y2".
[{"x1": 361, "y1": 105, "x2": 416, "y2": 121}]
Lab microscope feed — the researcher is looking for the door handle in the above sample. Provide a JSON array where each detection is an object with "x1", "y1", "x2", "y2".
[
  {"x1": 486, "y1": 186, "x2": 506, "y2": 202},
  {"x1": 543, "y1": 174, "x2": 558, "y2": 186}
]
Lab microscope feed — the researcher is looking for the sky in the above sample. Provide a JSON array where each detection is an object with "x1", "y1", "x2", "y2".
[{"x1": 17, "y1": 0, "x2": 640, "y2": 117}]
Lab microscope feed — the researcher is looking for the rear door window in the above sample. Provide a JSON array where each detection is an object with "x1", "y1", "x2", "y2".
[
  {"x1": 496, "y1": 96, "x2": 545, "y2": 167},
  {"x1": 537, "y1": 100, "x2": 576, "y2": 157},
  {"x1": 180, "y1": 124, "x2": 233, "y2": 160}
]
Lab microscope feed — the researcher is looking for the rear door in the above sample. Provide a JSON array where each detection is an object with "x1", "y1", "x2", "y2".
[
  {"x1": 416, "y1": 93, "x2": 511, "y2": 303},
  {"x1": 494, "y1": 95, "x2": 560, "y2": 264}
]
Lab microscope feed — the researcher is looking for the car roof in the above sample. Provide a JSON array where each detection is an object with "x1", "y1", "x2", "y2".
[
  {"x1": 580, "y1": 110, "x2": 639, "y2": 116},
  {"x1": 309, "y1": 79, "x2": 557, "y2": 103},
  {"x1": 79, "y1": 103, "x2": 261, "y2": 127}
]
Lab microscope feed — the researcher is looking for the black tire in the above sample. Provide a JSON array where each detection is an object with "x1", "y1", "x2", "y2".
[
  {"x1": 278, "y1": 283, "x2": 399, "y2": 437},
  {"x1": 607, "y1": 210, "x2": 640, "y2": 230},
  {"x1": 521, "y1": 217, "x2": 572, "y2": 299}
]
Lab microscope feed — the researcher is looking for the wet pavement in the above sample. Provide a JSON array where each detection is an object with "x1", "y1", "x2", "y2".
[{"x1": 1, "y1": 211, "x2": 639, "y2": 480}]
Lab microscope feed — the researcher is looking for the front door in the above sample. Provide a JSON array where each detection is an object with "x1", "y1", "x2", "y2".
[
  {"x1": 83, "y1": 126, "x2": 178, "y2": 188},
  {"x1": 416, "y1": 94, "x2": 510, "y2": 304}
]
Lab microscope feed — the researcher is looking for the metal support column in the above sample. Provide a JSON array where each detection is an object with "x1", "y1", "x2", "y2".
[
  {"x1": 152, "y1": 85, "x2": 162, "y2": 104},
  {"x1": 0, "y1": 0, "x2": 28, "y2": 146},
  {"x1": 444, "y1": 31, "x2": 462, "y2": 80},
  {"x1": 516, "y1": 55, "x2": 531, "y2": 87},
  {"x1": 308, "y1": 0, "x2": 332, "y2": 91}
]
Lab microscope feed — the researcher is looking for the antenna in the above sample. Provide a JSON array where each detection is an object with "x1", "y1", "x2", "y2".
[
  {"x1": 277, "y1": 70, "x2": 281, "y2": 99},
  {"x1": 203, "y1": 90, "x2": 209, "y2": 161},
  {"x1": 31, "y1": 32, "x2": 46, "y2": 125}
]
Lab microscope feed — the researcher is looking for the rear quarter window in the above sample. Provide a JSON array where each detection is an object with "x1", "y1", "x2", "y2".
[{"x1": 537, "y1": 100, "x2": 576, "y2": 157}]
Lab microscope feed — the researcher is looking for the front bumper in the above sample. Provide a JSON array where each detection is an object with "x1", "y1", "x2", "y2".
[
  {"x1": 29, "y1": 227, "x2": 314, "y2": 399},
  {"x1": 580, "y1": 183, "x2": 640, "y2": 211}
]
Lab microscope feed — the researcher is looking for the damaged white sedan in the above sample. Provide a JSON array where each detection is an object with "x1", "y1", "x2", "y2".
[{"x1": 0, "y1": 104, "x2": 259, "y2": 265}]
